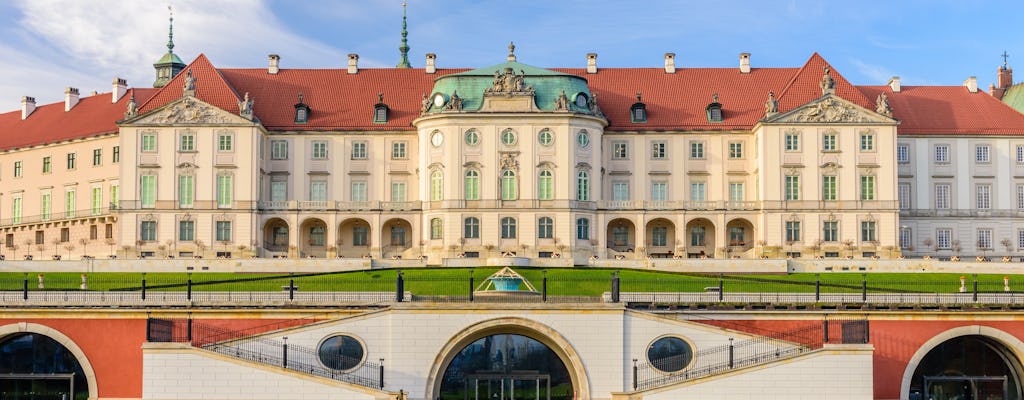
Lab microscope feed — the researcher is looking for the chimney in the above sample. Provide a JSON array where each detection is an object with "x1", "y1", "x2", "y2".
[
  {"x1": 64, "y1": 87, "x2": 80, "y2": 111},
  {"x1": 586, "y1": 53, "x2": 597, "y2": 74},
  {"x1": 964, "y1": 76, "x2": 978, "y2": 93},
  {"x1": 347, "y1": 54, "x2": 359, "y2": 74},
  {"x1": 425, "y1": 53, "x2": 436, "y2": 74},
  {"x1": 664, "y1": 53, "x2": 676, "y2": 74},
  {"x1": 739, "y1": 53, "x2": 751, "y2": 74},
  {"x1": 112, "y1": 78, "x2": 128, "y2": 103},
  {"x1": 998, "y1": 65, "x2": 1013, "y2": 89},
  {"x1": 268, "y1": 54, "x2": 280, "y2": 74},
  {"x1": 21, "y1": 96, "x2": 36, "y2": 120},
  {"x1": 887, "y1": 76, "x2": 901, "y2": 93}
]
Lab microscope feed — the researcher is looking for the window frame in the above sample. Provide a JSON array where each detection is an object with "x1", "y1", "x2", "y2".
[
  {"x1": 784, "y1": 132, "x2": 800, "y2": 152},
  {"x1": 271, "y1": 140, "x2": 288, "y2": 160},
  {"x1": 351, "y1": 141, "x2": 367, "y2": 160},
  {"x1": 311, "y1": 141, "x2": 328, "y2": 160},
  {"x1": 689, "y1": 141, "x2": 705, "y2": 159},
  {"x1": 537, "y1": 217, "x2": 553, "y2": 239},
  {"x1": 896, "y1": 144, "x2": 909, "y2": 163},
  {"x1": 500, "y1": 217, "x2": 517, "y2": 239},
  {"x1": 728, "y1": 141, "x2": 744, "y2": 159},
  {"x1": 650, "y1": 141, "x2": 667, "y2": 160},
  {"x1": 391, "y1": 141, "x2": 408, "y2": 159},
  {"x1": 934, "y1": 145, "x2": 950, "y2": 163},
  {"x1": 612, "y1": 141, "x2": 629, "y2": 160},
  {"x1": 975, "y1": 144, "x2": 991, "y2": 163}
]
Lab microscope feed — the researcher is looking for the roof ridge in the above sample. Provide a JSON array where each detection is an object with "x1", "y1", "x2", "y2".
[
  {"x1": 775, "y1": 52, "x2": 823, "y2": 102},
  {"x1": 139, "y1": 53, "x2": 241, "y2": 114}
]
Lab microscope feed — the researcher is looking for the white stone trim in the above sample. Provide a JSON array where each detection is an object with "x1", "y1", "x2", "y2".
[
  {"x1": 899, "y1": 325, "x2": 1024, "y2": 400},
  {"x1": 0, "y1": 322, "x2": 99, "y2": 400}
]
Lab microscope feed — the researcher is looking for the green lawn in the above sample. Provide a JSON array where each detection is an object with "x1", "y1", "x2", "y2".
[{"x1": 0, "y1": 268, "x2": 1017, "y2": 296}]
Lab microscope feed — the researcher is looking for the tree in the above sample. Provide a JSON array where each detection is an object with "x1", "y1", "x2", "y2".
[
  {"x1": 1001, "y1": 238, "x2": 1013, "y2": 255},
  {"x1": 10, "y1": 244, "x2": 19, "y2": 260},
  {"x1": 135, "y1": 240, "x2": 145, "y2": 258},
  {"x1": 51, "y1": 238, "x2": 61, "y2": 258},
  {"x1": 105, "y1": 238, "x2": 117, "y2": 257},
  {"x1": 166, "y1": 239, "x2": 176, "y2": 258},
  {"x1": 63, "y1": 244, "x2": 75, "y2": 259},
  {"x1": 195, "y1": 240, "x2": 208, "y2": 258},
  {"x1": 78, "y1": 238, "x2": 89, "y2": 258}
]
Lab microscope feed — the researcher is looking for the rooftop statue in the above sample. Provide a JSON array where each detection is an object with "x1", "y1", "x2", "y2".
[
  {"x1": 554, "y1": 90, "x2": 570, "y2": 111},
  {"x1": 764, "y1": 91, "x2": 779, "y2": 116},
  {"x1": 239, "y1": 92, "x2": 254, "y2": 118},
  {"x1": 820, "y1": 66, "x2": 835, "y2": 95},
  {"x1": 875, "y1": 92, "x2": 892, "y2": 117},
  {"x1": 125, "y1": 94, "x2": 138, "y2": 118}
]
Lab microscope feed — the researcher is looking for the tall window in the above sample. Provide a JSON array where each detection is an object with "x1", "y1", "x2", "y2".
[
  {"x1": 178, "y1": 175, "x2": 194, "y2": 208},
  {"x1": 690, "y1": 182, "x2": 705, "y2": 202},
  {"x1": 538, "y1": 217, "x2": 553, "y2": 239},
  {"x1": 464, "y1": 170, "x2": 480, "y2": 200},
  {"x1": 612, "y1": 226, "x2": 629, "y2": 246},
  {"x1": 12, "y1": 197, "x2": 21, "y2": 224},
  {"x1": 899, "y1": 228, "x2": 912, "y2": 249},
  {"x1": 13, "y1": 161, "x2": 22, "y2": 178},
  {"x1": 501, "y1": 170, "x2": 517, "y2": 200},
  {"x1": 822, "y1": 176, "x2": 837, "y2": 201},
  {"x1": 728, "y1": 142, "x2": 743, "y2": 159},
  {"x1": 652, "y1": 227, "x2": 668, "y2": 246},
  {"x1": 42, "y1": 157, "x2": 51, "y2": 174},
  {"x1": 110, "y1": 184, "x2": 119, "y2": 209},
  {"x1": 728, "y1": 227, "x2": 744, "y2": 246},
  {"x1": 1018, "y1": 145, "x2": 1024, "y2": 164},
  {"x1": 91, "y1": 186, "x2": 102, "y2": 215},
  {"x1": 728, "y1": 182, "x2": 744, "y2": 203},
  {"x1": 40, "y1": 193, "x2": 51, "y2": 221},
  {"x1": 141, "y1": 175, "x2": 156, "y2": 208},
  {"x1": 501, "y1": 217, "x2": 517, "y2": 239},
  {"x1": 353, "y1": 226, "x2": 368, "y2": 246},
  {"x1": 975, "y1": 145, "x2": 991, "y2": 163},
  {"x1": 978, "y1": 229, "x2": 993, "y2": 249},
  {"x1": 310, "y1": 180, "x2": 327, "y2": 201},
  {"x1": 936, "y1": 228, "x2": 952, "y2": 249},
  {"x1": 217, "y1": 133, "x2": 233, "y2": 152},
  {"x1": 430, "y1": 218, "x2": 443, "y2": 240},
  {"x1": 217, "y1": 175, "x2": 233, "y2": 208},
  {"x1": 179, "y1": 220, "x2": 195, "y2": 241},
  {"x1": 934, "y1": 145, "x2": 949, "y2": 163},
  {"x1": 576, "y1": 218, "x2": 590, "y2": 240},
  {"x1": 390, "y1": 227, "x2": 406, "y2": 246},
  {"x1": 613, "y1": 182, "x2": 629, "y2": 201},
  {"x1": 271, "y1": 177, "x2": 288, "y2": 202},
  {"x1": 651, "y1": 141, "x2": 667, "y2": 159},
  {"x1": 67, "y1": 152, "x2": 78, "y2": 169},
  {"x1": 935, "y1": 184, "x2": 951, "y2": 209},
  {"x1": 1017, "y1": 184, "x2": 1024, "y2": 210},
  {"x1": 391, "y1": 182, "x2": 407, "y2": 202},
  {"x1": 216, "y1": 221, "x2": 232, "y2": 242},
  {"x1": 312, "y1": 141, "x2": 328, "y2": 159},
  {"x1": 823, "y1": 221, "x2": 838, "y2": 242},
  {"x1": 690, "y1": 226, "x2": 706, "y2": 247},
  {"x1": 1019, "y1": 229, "x2": 1024, "y2": 251},
  {"x1": 898, "y1": 183, "x2": 912, "y2": 210},
  {"x1": 141, "y1": 134, "x2": 156, "y2": 152},
  {"x1": 896, "y1": 144, "x2": 909, "y2": 163},
  {"x1": 822, "y1": 133, "x2": 837, "y2": 152},
  {"x1": 577, "y1": 171, "x2": 590, "y2": 201},
  {"x1": 538, "y1": 170, "x2": 553, "y2": 200},
  {"x1": 350, "y1": 181, "x2": 366, "y2": 202},
  {"x1": 860, "y1": 176, "x2": 875, "y2": 201},
  {"x1": 859, "y1": 133, "x2": 874, "y2": 151},
  {"x1": 92, "y1": 149, "x2": 102, "y2": 166},
  {"x1": 391, "y1": 142, "x2": 407, "y2": 159},
  {"x1": 612, "y1": 142, "x2": 628, "y2": 159},
  {"x1": 351, "y1": 141, "x2": 367, "y2": 160},
  {"x1": 430, "y1": 170, "x2": 443, "y2": 201},
  {"x1": 785, "y1": 132, "x2": 800, "y2": 151},
  {"x1": 65, "y1": 189, "x2": 75, "y2": 217},
  {"x1": 112, "y1": 146, "x2": 120, "y2": 162},
  {"x1": 271, "y1": 140, "x2": 288, "y2": 160},
  {"x1": 651, "y1": 182, "x2": 668, "y2": 202},
  {"x1": 179, "y1": 134, "x2": 195, "y2": 152},
  {"x1": 464, "y1": 217, "x2": 480, "y2": 239},
  {"x1": 976, "y1": 184, "x2": 991, "y2": 209},
  {"x1": 785, "y1": 221, "x2": 801, "y2": 242},
  {"x1": 861, "y1": 221, "x2": 876, "y2": 242},
  {"x1": 140, "y1": 221, "x2": 156, "y2": 241},
  {"x1": 690, "y1": 141, "x2": 705, "y2": 159},
  {"x1": 785, "y1": 176, "x2": 800, "y2": 201}
]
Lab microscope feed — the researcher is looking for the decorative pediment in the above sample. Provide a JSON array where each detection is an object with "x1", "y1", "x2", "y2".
[
  {"x1": 766, "y1": 94, "x2": 895, "y2": 124},
  {"x1": 125, "y1": 96, "x2": 251, "y2": 126}
]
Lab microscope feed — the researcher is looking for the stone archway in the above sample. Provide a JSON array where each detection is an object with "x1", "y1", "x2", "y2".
[
  {"x1": 684, "y1": 218, "x2": 716, "y2": 258},
  {"x1": 0, "y1": 322, "x2": 99, "y2": 400},
  {"x1": 338, "y1": 218, "x2": 372, "y2": 258},
  {"x1": 606, "y1": 218, "x2": 636, "y2": 255},
  {"x1": 381, "y1": 218, "x2": 413, "y2": 259},
  {"x1": 901, "y1": 325, "x2": 1024, "y2": 400},
  {"x1": 725, "y1": 218, "x2": 755, "y2": 258},
  {"x1": 425, "y1": 317, "x2": 591, "y2": 400},
  {"x1": 645, "y1": 218, "x2": 676, "y2": 258},
  {"x1": 262, "y1": 218, "x2": 289, "y2": 257},
  {"x1": 299, "y1": 218, "x2": 328, "y2": 258}
]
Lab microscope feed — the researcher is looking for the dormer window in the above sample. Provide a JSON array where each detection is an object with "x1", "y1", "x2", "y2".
[
  {"x1": 706, "y1": 93, "x2": 723, "y2": 122},
  {"x1": 630, "y1": 92, "x2": 647, "y2": 123},
  {"x1": 294, "y1": 93, "x2": 310, "y2": 124},
  {"x1": 373, "y1": 93, "x2": 389, "y2": 123}
]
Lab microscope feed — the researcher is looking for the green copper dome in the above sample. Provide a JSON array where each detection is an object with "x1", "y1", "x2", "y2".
[
  {"x1": 426, "y1": 61, "x2": 595, "y2": 113},
  {"x1": 155, "y1": 52, "x2": 185, "y2": 66}
]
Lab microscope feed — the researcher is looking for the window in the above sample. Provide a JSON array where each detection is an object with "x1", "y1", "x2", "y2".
[
  {"x1": 464, "y1": 129, "x2": 480, "y2": 146},
  {"x1": 784, "y1": 176, "x2": 800, "y2": 201},
  {"x1": 899, "y1": 183, "x2": 912, "y2": 210},
  {"x1": 976, "y1": 145, "x2": 991, "y2": 163},
  {"x1": 897, "y1": 144, "x2": 909, "y2": 163},
  {"x1": 11, "y1": 198, "x2": 22, "y2": 224},
  {"x1": 569, "y1": 217, "x2": 587, "y2": 240},
  {"x1": 312, "y1": 141, "x2": 328, "y2": 159},
  {"x1": 271, "y1": 140, "x2": 288, "y2": 160},
  {"x1": 728, "y1": 227, "x2": 745, "y2": 246},
  {"x1": 728, "y1": 142, "x2": 743, "y2": 159},
  {"x1": 351, "y1": 141, "x2": 367, "y2": 160},
  {"x1": 859, "y1": 132, "x2": 874, "y2": 151},
  {"x1": 652, "y1": 226, "x2": 668, "y2": 246},
  {"x1": 861, "y1": 221, "x2": 876, "y2": 242},
  {"x1": 630, "y1": 102, "x2": 647, "y2": 123},
  {"x1": 178, "y1": 175, "x2": 194, "y2": 208},
  {"x1": 612, "y1": 226, "x2": 629, "y2": 246},
  {"x1": 690, "y1": 141, "x2": 705, "y2": 159},
  {"x1": 105, "y1": 224, "x2": 113, "y2": 239},
  {"x1": 934, "y1": 145, "x2": 949, "y2": 163},
  {"x1": 140, "y1": 221, "x2": 157, "y2": 242},
  {"x1": 785, "y1": 221, "x2": 801, "y2": 242},
  {"x1": 538, "y1": 129, "x2": 553, "y2": 146},
  {"x1": 353, "y1": 226, "x2": 368, "y2": 246},
  {"x1": 91, "y1": 186, "x2": 102, "y2": 215},
  {"x1": 464, "y1": 170, "x2": 480, "y2": 200},
  {"x1": 217, "y1": 133, "x2": 233, "y2": 152},
  {"x1": 651, "y1": 182, "x2": 668, "y2": 202},
  {"x1": 390, "y1": 227, "x2": 406, "y2": 246},
  {"x1": 823, "y1": 221, "x2": 839, "y2": 242},
  {"x1": 92, "y1": 149, "x2": 102, "y2": 166},
  {"x1": 978, "y1": 229, "x2": 993, "y2": 249},
  {"x1": 822, "y1": 132, "x2": 837, "y2": 152},
  {"x1": 271, "y1": 177, "x2": 288, "y2": 202},
  {"x1": 464, "y1": 217, "x2": 480, "y2": 239},
  {"x1": 141, "y1": 175, "x2": 154, "y2": 209},
  {"x1": 690, "y1": 226, "x2": 706, "y2": 246},
  {"x1": 538, "y1": 170, "x2": 553, "y2": 200},
  {"x1": 391, "y1": 142, "x2": 407, "y2": 159},
  {"x1": 1019, "y1": 229, "x2": 1024, "y2": 251},
  {"x1": 179, "y1": 134, "x2": 195, "y2": 152},
  {"x1": 501, "y1": 128, "x2": 517, "y2": 146},
  {"x1": 1018, "y1": 184, "x2": 1024, "y2": 210},
  {"x1": 34, "y1": 230, "x2": 43, "y2": 245},
  {"x1": 374, "y1": 104, "x2": 388, "y2": 123},
  {"x1": 785, "y1": 132, "x2": 800, "y2": 152},
  {"x1": 822, "y1": 176, "x2": 837, "y2": 201},
  {"x1": 690, "y1": 182, "x2": 705, "y2": 202},
  {"x1": 42, "y1": 157, "x2": 51, "y2": 174},
  {"x1": 936, "y1": 228, "x2": 952, "y2": 250},
  {"x1": 430, "y1": 170, "x2": 443, "y2": 201},
  {"x1": 576, "y1": 130, "x2": 590, "y2": 148},
  {"x1": 976, "y1": 184, "x2": 991, "y2": 209},
  {"x1": 899, "y1": 228, "x2": 912, "y2": 249},
  {"x1": 613, "y1": 182, "x2": 629, "y2": 201},
  {"x1": 141, "y1": 134, "x2": 156, "y2": 152},
  {"x1": 65, "y1": 189, "x2": 75, "y2": 217},
  {"x1": 1018, "y1": 145, "x2": 1024, "y2": 164},
  {"x1": 500, "y1": 170, "x2": 517, "y2": 200},
  {"x1": 60, "y1": 228, "x2": 69, "y2": 243},
  {"x1": 651, "y1": 141, "x2": 667, "y2": 159},
  {"x1": 13, "y1": 161, "x2": 22, "y2": 178},
  {"x1": 40, "y1": 193, "x2": 50, "y2": 221},
  {"x1": 310, "y1": 180, "x2": 327, "y2": 201},
  {"x1": 89, "y1": 225, "x2": 97, "y2": 240},
  {"x1": 935, "y1": 184, "x2": 951, "y2": 209},
  {"x1": 216, "y1": 221, "x2": 232, "y2": 242},
  {"x1": 391, "y1": 182, "x2": 407, "y2": 202},
  {"x1": 860, "y1": 176, "x2": 875, "y2": 201},
  {"x1": 179, "y1": 220, "x2": 195, "y2": 241},
  {"x1": 707, "y1": 104, "x2": 723, "y2": 122},
  {"x1": 112, "y1": 146, "x2": 120, "y2": 163},
  {"x1": 501, "y1": 217, "x2": 517, "y2": 239},
  {"x1": 430, "y1": 218, "x2": 443, "y2": 240},
  {"x1": 217, "y1": 175, "x2": 233, "y2": 208},
  {"x1": 728, "y1": 182, "x2": 744, "y2": 203},
  {"x1": 350, "y1": 181, "x2": 366, "y2": 202},
  {"x1": 576, "y1": 171, "x2": 590, "y2": 201},
  {"x1": 538, "y1": 217, "x2": 553, "y2": 239},
  {"x1": 612, "y1": 142, "x2": 628, "y2": 159},
  {"x1": 110, "y1": 184, "x2": 119, "y2": 209}
]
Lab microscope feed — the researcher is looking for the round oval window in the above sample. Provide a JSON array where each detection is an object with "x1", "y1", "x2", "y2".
[
  {"x1": 465, "y1": 129, "x2": 480, "y2": 145},
  {"x1": 538, "y1": 128, "x2": 553, "y2": 146},
  {"x1": 647, "y1": 336, "x2": 693, "y2": 373},
  {"x1": 576, "y1": 129, "x2": 590, "y2": 148},
  {"x1": 501, "y1": 128, "x2": 517, "y2": 145},
  {"x1": 318, "y1": 335, "x2": 365, "y2": 371}
]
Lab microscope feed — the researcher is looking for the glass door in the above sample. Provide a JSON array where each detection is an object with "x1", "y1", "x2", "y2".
[{"x1": 467, "y1": 375, "x2": 550, "y2": 400}]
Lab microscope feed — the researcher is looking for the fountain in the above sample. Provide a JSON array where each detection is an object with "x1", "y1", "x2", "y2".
[{"x1": 474, "y1": 267, "x2": 540, "y2": 299}]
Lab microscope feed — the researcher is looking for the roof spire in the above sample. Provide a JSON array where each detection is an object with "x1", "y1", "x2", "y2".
[
  {"x1": 167, "y1": 5, "x2": 175, "y2": 54},
  {"x1": 1002, "y1": 50, "x2": 1010, "y2": 70},
  {"x1": 152, "y1": 4, "x2": 186, "y2": 88},
  {"x1": 396, "y1": 1, "x2": 411, "y2": 68}
]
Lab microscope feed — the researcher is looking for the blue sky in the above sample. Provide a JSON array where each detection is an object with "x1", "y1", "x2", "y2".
[{"x1": 0, "y1": 0, "x2": 1022, "y2": 110}]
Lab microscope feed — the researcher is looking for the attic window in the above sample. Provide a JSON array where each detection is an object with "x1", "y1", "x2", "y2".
[
  {"x1": 706, "y1": 93, "x2": 723, "y2": 122},
  {"x1": 630, "y1": 92, "x2": 647, "y2": 123},
  {"x1": 373, "y1": 93, "x2": 389, "y2": 123},
  {"x1": 294, "y1": 93, "x2": 310, "y2": 124}
]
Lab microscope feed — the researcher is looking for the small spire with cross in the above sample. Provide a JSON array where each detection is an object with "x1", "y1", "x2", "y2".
[{"x1": 1002, "y1": 51, "x2": 1010, "y2": 70}]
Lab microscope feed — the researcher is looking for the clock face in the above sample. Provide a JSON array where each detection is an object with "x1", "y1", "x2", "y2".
[
  {"x1": 433, "y1": 93, "x2": 446, "y2": 107},
  {"x1": 431, "y1": 131, "x2": 444, "y2": 147},
  {"x1": 575, "y1": 93, "x2": 589, "y2": 108}
]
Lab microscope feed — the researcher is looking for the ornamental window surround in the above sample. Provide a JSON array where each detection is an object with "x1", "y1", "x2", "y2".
[{"x1": 630, "y1": 92, "x2": 647, "y2": 123}]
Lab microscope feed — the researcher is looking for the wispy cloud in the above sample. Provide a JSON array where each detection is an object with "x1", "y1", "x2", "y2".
[{"x1": 850, "y1": 58, "x2": 897, "y2": 85}]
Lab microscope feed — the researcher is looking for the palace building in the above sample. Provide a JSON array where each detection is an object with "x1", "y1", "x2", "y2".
[{"x1": 2, "y1": 15, "x2": 1024, "y2": 264}]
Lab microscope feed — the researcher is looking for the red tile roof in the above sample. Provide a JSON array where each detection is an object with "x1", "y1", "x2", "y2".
[
  {"x1": 858, "y1": 85, "x2": 1024, "y2": 135},
  {"x1": 139, "y1": 54, "x2": 242, "y2": 115},
  {"x1": 0, "y1": 88, "x2": 157, "y2": 152}
]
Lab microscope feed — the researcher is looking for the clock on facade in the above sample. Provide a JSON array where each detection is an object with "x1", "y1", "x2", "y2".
[{"x1": 432, "y1": 93, "x2": 446, "y2": 108}]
